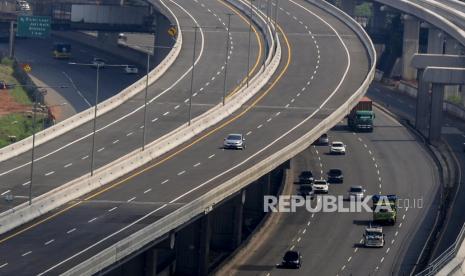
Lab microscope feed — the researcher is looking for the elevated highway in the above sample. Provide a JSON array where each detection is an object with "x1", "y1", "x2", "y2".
[{"x1": 0, "y1": 0, "x2": 376, "y2": 274}]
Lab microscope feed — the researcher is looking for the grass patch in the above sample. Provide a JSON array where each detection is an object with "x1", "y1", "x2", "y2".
[
  {"x1": 447, "y1": 95, "x2": 462, "y2": 105},
  {"x1": 0, "y1": 61, "x2": 31, "y2": 104},
  {"x1": 0, "y1": 113, "x2": 44, "y2": 148}
]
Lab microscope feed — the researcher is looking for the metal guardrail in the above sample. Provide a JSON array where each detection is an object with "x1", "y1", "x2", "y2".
[{"x1": 416, "y1": 223, "x2": 465, "y2": 275}]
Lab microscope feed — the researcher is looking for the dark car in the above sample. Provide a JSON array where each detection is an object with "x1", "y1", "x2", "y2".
[
  {"x1": 280, "y1": 250, "x2": 302, "y2": 268},
  {"x1": 298, "y1": 171, "x2": 314, "y2": 184},
  {"x1": 327, "y1": 169, "x2": 343, "y2": 183},
  {"x1": 299, "y1": 184, "x2": 314, "y2": 197}
]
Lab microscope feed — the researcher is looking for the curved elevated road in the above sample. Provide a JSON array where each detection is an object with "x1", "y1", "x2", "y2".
[
  {"x1": 0, "y1": 0, "x2": 262, "y2": 211},
  {"x1": 0, "y1": 0, "x2": 373, "y2": 274}
]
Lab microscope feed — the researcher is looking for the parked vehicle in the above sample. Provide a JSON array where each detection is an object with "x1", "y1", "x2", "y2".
[
  {"x1": 330, "y1": 141, "x2": 346, "y2": 155},
  {"x1": 327, "y1": 169, "x2": 343, "y2": 183},
  {"x1": 363, "y1": 225, "x2": 385, "y2": 247},
  {"x1": 298, "y1": 171, "x2": 314, "y2": 184},
  {"x1": 223, "y1": 133, "x2": 245, "y2": 150},
  {"x1": 372, "y1": 195, "x2": 397, "y2": 225},
  {"x1": 348, "y1": 96, "x2": 375, "y2": 132}
]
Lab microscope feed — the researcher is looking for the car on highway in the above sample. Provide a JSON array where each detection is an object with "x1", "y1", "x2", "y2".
[
  {"x1": 363, "y1": 225, "x2": 385, "y2": 248},
  {"x1": 91, "y1": 57, "x2": 106, "y2": 68},
  {"x1": 298, "y1": 170, "x2": 314, "y2": 184},
  {"x1": 317, "y1": 133, "x2": 329, "y2": 145},
  {"x1": 124, "y1": 65, "x2": 138, "y2": 74},
  {"x1": 223, "y1": 133, "x2": 245, "y2": 150},
  {"x1": 312, "y1": 179, "x2": 329, "y2": 194},
  {"x1": 279, "y1": 250, "x2": 302, "y2": 268},
  {"x1": 329, "y1": 141, "x2": 346, "y2": 155},
  {"x1": 299, "y1": 184, "x2": 314, "y2": 198},
  {"x1": 349, "y1": 185, "x2": 365, "y2": 199},
  {"x1": 327, "y1": 168, "x2": 343, "y2": 183}
]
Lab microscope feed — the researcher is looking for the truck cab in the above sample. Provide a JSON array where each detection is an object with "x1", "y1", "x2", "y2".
[
  {"x1": 364, "y1": 225, "x2": 385, "y2": 247},
  {"x1": 348, "y1": 97, "x2": 375, "y2": 132}
]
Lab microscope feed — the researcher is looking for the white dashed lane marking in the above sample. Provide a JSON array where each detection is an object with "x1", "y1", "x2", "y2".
[
  {"x1": 21, "y1": 251, "x2": 32, "y2": 257},
  {"x1": 66, "y1": 228, "x2": 76, "y2": 234}
]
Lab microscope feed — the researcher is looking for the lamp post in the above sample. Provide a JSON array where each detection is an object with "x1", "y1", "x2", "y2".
[
  {"x1": 69, "y1": 62, "x2": 127, "y2": 176},
  {"x1": 6, "y1": 83, "x2": 69, "y2": 205}
]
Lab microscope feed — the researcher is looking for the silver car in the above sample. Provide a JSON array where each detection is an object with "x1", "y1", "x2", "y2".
[
  {"x1": 349, "y1": 185, "x2": 365, "y2": 199},
  {"x1": 224, "y1": 133, "x2": 245, "y2": 150}
]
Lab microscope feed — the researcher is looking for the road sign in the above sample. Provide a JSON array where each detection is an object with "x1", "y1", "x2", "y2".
[
  {"x1": 17, "y1": 16, "x2": 51, "y2": 38},
  {"x1": 168, "y1": 26, "x2": 177, "y2": 37},
  {"x1": 22, "y1": 63, "x2": 31, "y2": 72}
]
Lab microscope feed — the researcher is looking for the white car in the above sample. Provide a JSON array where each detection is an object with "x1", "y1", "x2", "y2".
[
  {"x1": 312, "y1": 179, "x2": 329, "y2": 194},
  {"x1": 91, "y1": 57, "x2": 105, "y2": 68},
  {"x1": 349, "y1": 185, "x2": 365, "y2": 199},
  {"x1": 224, "y1": 133, "x2": 245, "y2": 150},
  {"x1": 330, "y1": 141, "x2": 346, "y2": 155},
  {"x1": 124, "y1": 65, "x2": 138, "y2": 74}
]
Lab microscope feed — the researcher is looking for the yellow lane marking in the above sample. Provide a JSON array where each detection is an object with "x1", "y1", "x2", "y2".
[{"x1": 0, "y1": 2, "x2": 290, "y2": 244}]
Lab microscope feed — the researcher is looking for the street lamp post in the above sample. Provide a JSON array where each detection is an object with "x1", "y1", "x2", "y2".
[{"x1": 69, "y1": 62, "x2": 127, "y2": 176}]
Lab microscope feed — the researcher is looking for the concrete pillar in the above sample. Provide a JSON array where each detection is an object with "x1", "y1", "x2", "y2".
[
  {"x1": 154, "y1": 12, "x2": 174, "y2": 65},
  {"x1": 175, "y1": 216, "x2": 210, "y2": 276},
  {"x1": 371, "y1": 2, "x2": 386, "y2": 32},
  {"x1": 144, "y1": 248, "x2": 158, "y2": 276},
  {"x1": 428, "y1": 84, "x2": 445, "y2": 146},
  {"x1": 444, "y1": 38, "x2": 463, "y2": 100},
  {"x1": 402, "y1": 15, "x2": 420, "y2": 81},
  {"x1": 415, "y1": 69, "x2": 429, "y2": 136},
  {"x1": 340, "y1": 0, "x2": 356, "y2": 17},
  {"x1": 427, "y1": 28, "x2": 444, "y2": 54}
]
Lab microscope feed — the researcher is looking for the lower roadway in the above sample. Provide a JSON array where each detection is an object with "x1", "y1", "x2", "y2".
[
  {"x1": 0, "y1": 0, "x2": 371, "y2": 274},
  {"x1": 233, "y1": 101, "x2": 438, "y2": 275}
]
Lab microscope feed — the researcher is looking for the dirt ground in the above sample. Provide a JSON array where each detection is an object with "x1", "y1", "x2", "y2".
[{"x1": 0, "y1": 89, "x2": 30, "y2": 116}]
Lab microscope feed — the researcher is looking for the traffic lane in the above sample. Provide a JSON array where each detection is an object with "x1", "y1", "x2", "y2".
[
  {"x1": 0, "y1": 0, "x2": 368, "y2": 271},
  {"x1": 368, "y1": 83, "x2": 465, "y2": 261},
  {"x1": 0, "y1": 201, "x2": 182, "y2": 275},
  {"x1": 1, "y1": 36, "x2": 142, "y2": 111},
  {"x1": 234, "y1": 121, "x2": 385, "y2": 276},
  {"x1": 0, "y1": 0, "x2": 262, "y2": 196},
  {"x1": 342, "y1": 109, "x2": 436, "y2": 275}
]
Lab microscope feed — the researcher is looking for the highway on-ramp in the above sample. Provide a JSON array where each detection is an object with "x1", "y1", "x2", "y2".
[
  {"x1": 0, "y1": 0, "x2": 372, "y2": 274},
  {"x1": 234, "y1": 106, "x2": 437, "y2": 275},
  {"x1": 0, "y1": 0, "x2": 262, "y2": 212}
]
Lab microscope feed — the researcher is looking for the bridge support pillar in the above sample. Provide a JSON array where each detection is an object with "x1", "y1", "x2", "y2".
[
  {"x1": 444, "y1": 38, "x2": 463, "y2": 100},
  {"x1": 174, "y1": 215, "x2": 210, "y2": 276},
  {"x1": 144, "y1": 248, "x2": 158, "y2": 276},
  {"x1": 429, "y1": 84, "x2": 445, "y2": 146},
  {"x1": 370, "y1": 2, "x2": 386, "y2": 32},
  {"x1": 340, "y1": 0, "x2": 356, "y2": 17},
  {"x1": 415, "y1": 69, "x2": 429, "y2": 136},
  {"x1": 155, "y1": 12, "x2": 175, "y2": 65},
  {"x1": 401, "y1": 15, "x2": 420, "y2": 81}
]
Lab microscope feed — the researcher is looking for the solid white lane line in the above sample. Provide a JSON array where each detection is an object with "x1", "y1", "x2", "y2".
[
  {"x1": 144, "y1": 189, "x2": 152, "y2": 194},
  {"x1": 22, "y1": 251, "x2": 32, "y2": 257},
  {"x1": 127, "y1": 197, "x2": 136, "y2": 203},
  {"x1": 88, "y1": 218, "x2": 97, "y2": 223},
  {"x1": 161, "y1": 179, "x2": 169, "y2": 184},
  {"x1": 66, "y1": 228, "x2": 76, "y2": 234},
  {"x1": 0, "y1": 190, "x2": 10, "y2": 196},
  {"x1": 108, "y1": 207, "x2": 117, "y2": 212},
  {"x1": 64, "y1": 163, "x2": 73, "y2": 168},
  {"x1": 45, "y1": 171, "x2": 55, "y2": 176}
]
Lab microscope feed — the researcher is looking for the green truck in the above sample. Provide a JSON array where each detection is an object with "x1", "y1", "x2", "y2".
[
  {"x1": 372, "y1": 195, "x2": 397, "y2": 225},
  {"x1": 348, "y1": 96, "x2": 375, "y2": 132}
]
